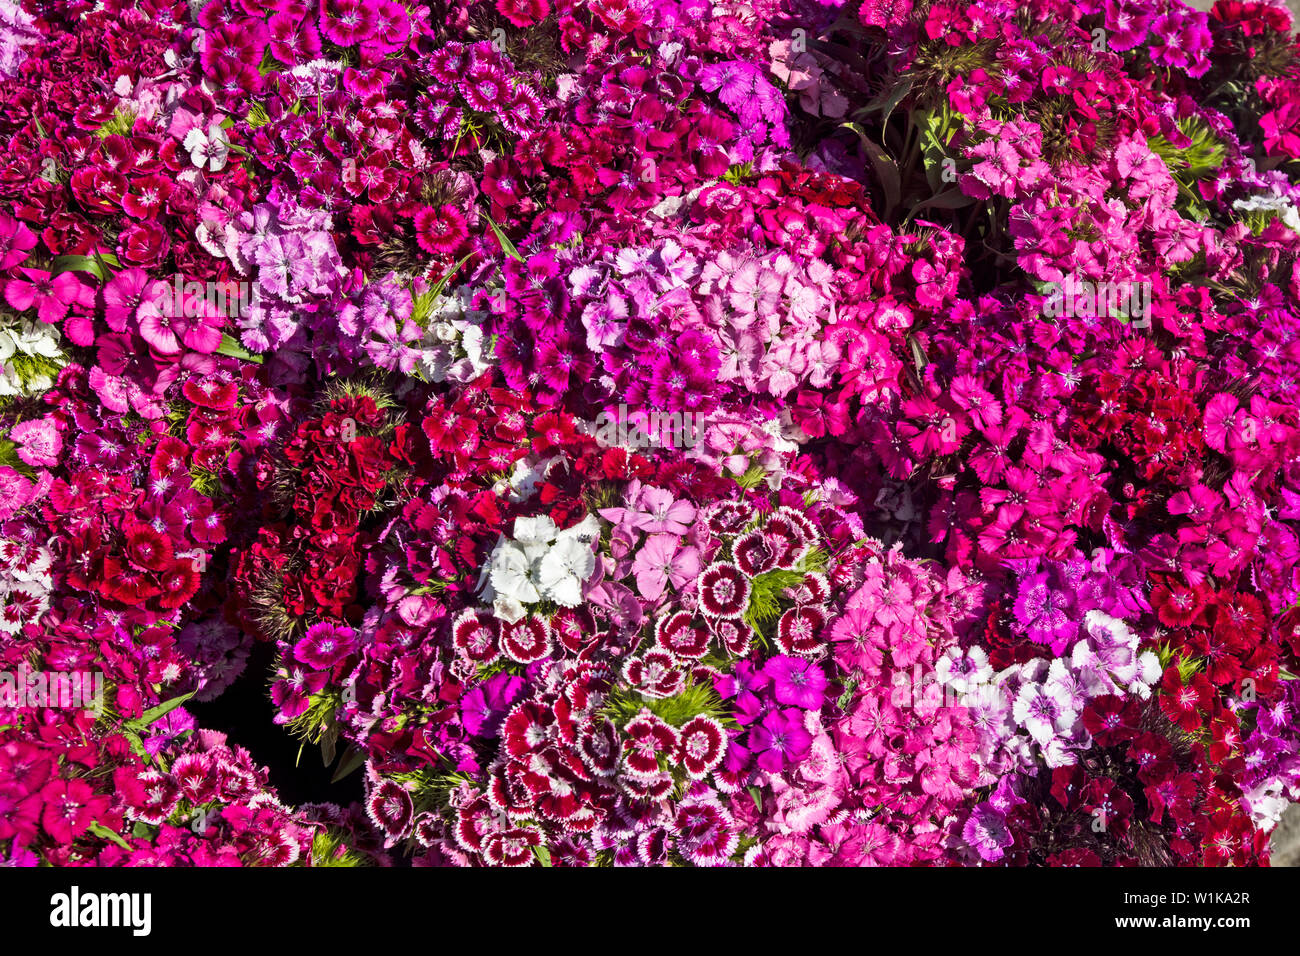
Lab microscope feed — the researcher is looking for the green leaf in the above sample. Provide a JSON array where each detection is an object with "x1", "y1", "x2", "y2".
[
  {"x1": 534, "y1": 846, "x2": 552, "y2": 867},
  {"x1": 126, "y1": 690, "x2": 195, "y2": 732},
  {"x1": 215, "y1": 333, "x2": 265, "y2": 364},
  {"x1": 735, "y1": 462, "x2": 767, "y2": 490},
  {"x1": 484, "y1": 212, "x2": 524, "y2": 262},
  {"x1": 903, "y1": 188, "x2": 977, "y2": 225},
  {"x1": 88, "y1": 821, "x2": 131, "y2": 850},
  {"x1": 429, "y1": 253, "x2": 474, "y2": 298},
  {"x1": 50, "y1": 254, "x2": 117, "y2": 282},
  {"x1": 861, "y1": 77, "x2": 914, "y2": 131},
  {"x1": 330, "y1": 744, "x2": 368, "y2": 784},
  {"x1": 121, "y1": 728, "x2": 149, "y2": 761},
  {"x1": 909, "y1": 336, "x2": 928, "y2": 375},
  {"x1": 842, "y1": 122, "x2": 900, "y2": 220},
  {"x1": 915, "y1": 107, "x2": 957, "y2": 194}
]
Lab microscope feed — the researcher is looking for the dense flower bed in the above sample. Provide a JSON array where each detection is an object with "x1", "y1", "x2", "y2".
[{"x1": 1, "y1": 0, "x2": 1299, "y2": 866}]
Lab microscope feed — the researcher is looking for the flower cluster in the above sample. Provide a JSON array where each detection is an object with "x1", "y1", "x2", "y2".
[{"x1": 1, "y1": 0, "x2": 1299, "y2": 868}]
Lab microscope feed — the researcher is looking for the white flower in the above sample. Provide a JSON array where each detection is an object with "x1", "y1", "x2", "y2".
[
  {"x1": 12, "y1": 319, "x2": 61, "y2": 357},
  {"x1": 488, "y1": 541, "x2": 539, "y2": 605},
  {"x1": 555, "y1": 513, "x2": 601, "y2": 546},
  {"x1": 504, "y1": 455, "x2": 556, "y2": 503},
  {"x1": 1127, "y1": 651, "x2": 1162, "y2": 698},
  {"x1": 512, "y1": 514, "x2": 557, "y2": 548},
  {"x1": 935, "y1": 646, "x2": 992, "y2": 694},
  {"x1": 0, "y1": 364, "x2": 20, "y2": 397},
  {"x1": 537, "y1": 537, "x2": 596, "y2": 607},
  {"x1": 492, "y1": 595, "x2": 527, "y2": 625}
]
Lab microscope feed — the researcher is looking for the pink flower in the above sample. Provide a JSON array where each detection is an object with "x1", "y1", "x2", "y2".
[
  {"x1": 413, "y1": 205, "x2": 468, "y2": 255},
  {"x1": 764, "y1": 655, "x2": 827, "y2": 709},
  {"x1": 293, "y1": 621, "x2": 356, "y2": 670},
  {"x1": 4, "y1": 269, "x2": 86, "y2": 324},
  {"x1": 40, "y1": 778, "x2": 110, "y2": 844},
  {"x1": 9, "y1": 417, "x2": 62, "y2": 467},
  {"x1": 0, "y1": 468, "x2": 38, "y2": 521},
  {"x1": 630, "y1": 533, "x2": 700, "y2": 602},
  {"x1": 0, "y1": 212, "x2": 36, "y2": 269},
  {"x1": 631, "y1": 486, "x2": 696, "y2": 534}
]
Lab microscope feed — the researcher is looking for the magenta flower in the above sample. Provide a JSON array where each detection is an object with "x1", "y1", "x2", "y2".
[
  {"x1": 293, "y1": 622, "x2": 356, "y2": 670},
  {"x1": 39, "y1": 778, "x2": 110, "y2": 844},
  {"x1": 460, "y1": 674, "x2": 527, "y2": 738},
  {"x1": 748, "y1": 708, "x2": 813, "y2": 773},
  {"x1": 764, "y1": 656, "x2": 827, "y2": 710},
  {"x1": 0, "y1": 212, "x2": 35, "y2": 269},
  {"x1": 4, "y1": 269, "x2": 86, "y2": 324},
  {"x1": 962, "y1": 803, "x2": 1013, "y2": 862}
]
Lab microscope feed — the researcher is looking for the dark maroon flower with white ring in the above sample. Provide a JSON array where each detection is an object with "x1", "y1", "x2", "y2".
[
  {"x1": 787, "y1": 572, "x2": 831, "y2": 605},
  {"x1": 655, "y1": 610, "x2": 710, "y2": 658},
  {"x1": 698, "y1": 562, "x2": 750, "y2": 619},
  {"x1": 577, "y1": 719, "x2": 621, "y2": 778},
  {"x1": 453, "y1": 796, "x2": 503, "y2": 853},
  {"x1": 711, "y1": 617, "x2": 755, "y2": 656},
  {"x1": 452, "y1": 608, "x2": 501, "y2": 663},
  {"x1": 551, "y1": 606, "x2": 599, "y2": 654},
  {"x1": 412, "y1": 812, "x2": 442, "y2": 848},
  {"x1": 500, "y1": 615, "x2": 552, "y2": 663},
  {"x1": 502, "y1": 700, "x2": 556, "y2": 758},
  {"x1": 773, "y1": 506, "x2": 819, "y2": 543},
  {"x1": 762, "y1": 514, "x2": 809, "y2": 568},
  {"x1": 488, "y1": 769, "x2": 536, "y2": 819},
  {"x1": 621, "y1": 650, "x2": 685, "y2": 699},
  {"x1": 676, "y1": 800, "x2": 739, "y2": 866},
  {"x1": 121, "y1": 769, "x2": 179, "y2": 825},
  {"x1": 732, "y1": 530, "x2": 776, "y2": 575},
  {"x1": 775, "y1": 605, "x2": 828, "y2": 655},
  {"x1": 366, "y1": 778, "x2": 415, "y2": 843},
  {"x1": 171, "y1": 753, "x2": 218, "y2": 804},
  {"x1": 637, "y1": 828, "x2": 671, "y2": 865},
  {"x1": 620, "y1": 769, "x2": 675, "y2": 801},
  {"x1": 704, "y1": 500, "x2": 748, "y2": 535},
  {"x1": 678, "y1": 715, "x2": 727, "y2": 778},
  {"x1": 482, "y1": 826, "x2": 542, "y2": 866},
  {"x1": 621, "y1": 710, "x2": 682, "y2": 778}
]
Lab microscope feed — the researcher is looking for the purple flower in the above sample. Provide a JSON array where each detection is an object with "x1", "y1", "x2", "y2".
[
  {"x1": 763, "y1": 655, "x2": 827, "y2": 710},
  {"x1": 748, "y1": 708, "x2": 812, "y2": 773},
  {"x1": 962, "y1": 803, "x2": 1013, "y2": 862},
  {"x1": 460, "y1": 674, "x2": 527, "y2": 738}
]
